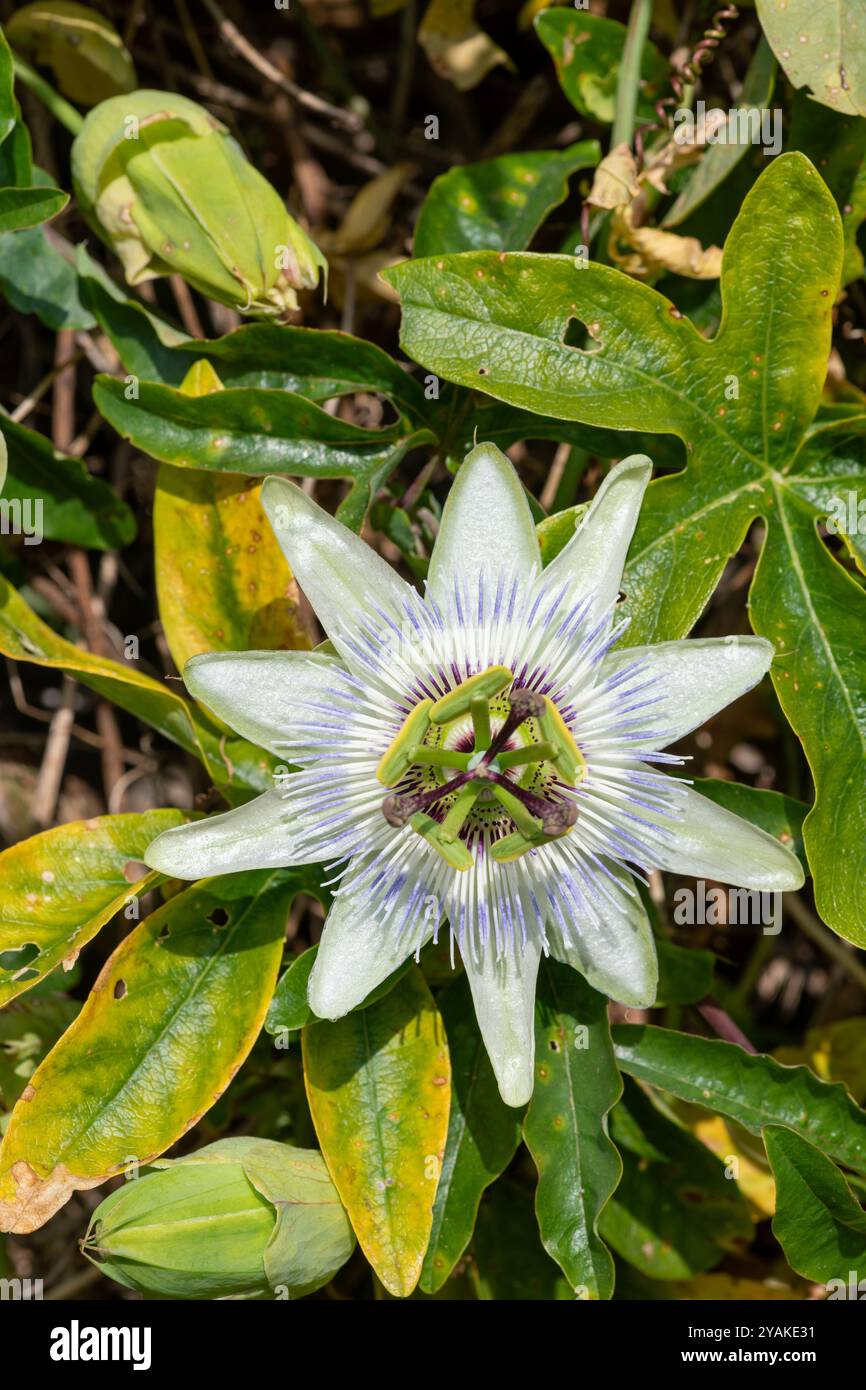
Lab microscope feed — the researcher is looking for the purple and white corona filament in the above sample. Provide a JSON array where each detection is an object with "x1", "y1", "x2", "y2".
[{"x1": 145, "y1": 444, "x2": 803, "y2": 1105}]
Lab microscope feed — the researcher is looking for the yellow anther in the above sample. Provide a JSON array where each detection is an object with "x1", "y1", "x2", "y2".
[
  {"x1": 410, "y1": 812, "x2": 473, "y2": 869},
  {"x1": 490, "y1": 829, "x2": 550, "y2": 862},
  {"x1": 376, "y1": 699, "x2": 433, "y2": 786},
  {"x1": 539, "y1": 697, "x2": 586, "y2": 785},
  {"x1": 430, "y1": 665, "x2": 513, "y2": 723}
]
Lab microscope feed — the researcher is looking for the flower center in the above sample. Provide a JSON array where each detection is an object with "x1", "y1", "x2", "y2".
[{"x1": 376, "y1": 666, "x2": 586, "y2": 869}]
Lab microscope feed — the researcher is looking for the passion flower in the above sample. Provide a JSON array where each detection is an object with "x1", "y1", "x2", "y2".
[{"x1": 146, "y1": 444, "x2": 803, "y2": 1105}]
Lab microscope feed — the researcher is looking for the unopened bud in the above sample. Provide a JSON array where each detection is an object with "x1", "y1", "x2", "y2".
[
  {"x1": 82, "y1": 1137, "x2": 354, "y2": 1299},
  {"x1": 71, "y1": 92, "x2": 327, "y2": 318}
]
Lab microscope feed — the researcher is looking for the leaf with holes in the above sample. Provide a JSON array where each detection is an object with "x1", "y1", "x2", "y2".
[
  {"x1": 385, "y1": 153, "x2": 865, "y2": 944},
  {"x1": 0, "y1": 869, "x2": 300, "y2": 1234},
  {"x1": 0, "y1": 809, "x2": 192, "y2": 1005},
  {"x1": 302, "y1": 966, "x2": 450, "y2": 1297}
]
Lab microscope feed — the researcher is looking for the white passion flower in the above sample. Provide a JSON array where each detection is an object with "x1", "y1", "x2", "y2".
[{"x1": 145, "y1": 444, "x2": 804, "y2": 1106}]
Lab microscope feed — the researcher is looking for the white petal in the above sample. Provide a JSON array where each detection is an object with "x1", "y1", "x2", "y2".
[
  {"x1": 426, "y1": 441, "x2": 541, "y2": 604},
  {"x1": 600, "y1": 636, "x2": 774, "y2": 748},
  {"x1": 547, "y1": 863, "x2": 657, "y2": 1007},
  {"x1": 261, "y1": 477, "x2": 415, "y2": 649},
  {"x1": 460, "y1": 938, "x2": 541, "y2": 1107},
  {"x1": 307, "y1": 887, "x2": 431, "y2": 1019},
  {"x1": 184, "y1": 649, "x2": 345, "y2": 756},
  {"x1": 145, "y1": 789, "x2": 324, "y2": 879},
  {"x1": 540, "y1": 454, "x2": 652, "y2": 628},
  {"x1": 648, "y1": 784, "x2": 805, "y2": 891}
]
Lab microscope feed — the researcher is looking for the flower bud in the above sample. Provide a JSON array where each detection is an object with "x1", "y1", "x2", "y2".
[
  {"x1": 71, "y1": 91, "x2": 327, "y2": 317},
  {"x1": 82, "y1": 1138, "x2": 354, "y2": 1299}
]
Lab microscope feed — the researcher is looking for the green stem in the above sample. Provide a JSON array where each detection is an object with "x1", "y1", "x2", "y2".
[
  {"x1": 12, "y1": 53, "x2": 84, "y2": 136},
  {"x1": 611, "y1": 0, "x2": 653, "y2": 149}
]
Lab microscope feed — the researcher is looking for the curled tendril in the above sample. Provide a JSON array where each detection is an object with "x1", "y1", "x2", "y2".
[{"x1": 633, "y1": 4, "x2": 741, "y2": 163}]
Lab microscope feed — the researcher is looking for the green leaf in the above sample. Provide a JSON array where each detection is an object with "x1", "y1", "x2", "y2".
[
  {"x1": 756, "y1": 0, "x2": 866, "y2": 117},
  {"x1": 1, "y1": 412, "x2": 135, "y2": 548},
  {"x1": 81, "y1": 267, "x2": 433, "y2": 415},
  {"x1": 523, "y1": 960, "x2": 622, "y2": 1299},
  {"x1": 0, "y1": 869, "x2": 296, "y2": 1233},
  {"x1": 302, "y1": 966, "x2": 451, "y2": 1297},
  {"x1": 0, "y1": 184, "x2": 67, "y2": 232},
  {"x1": 471, "y1": 1178, "x2": 573, "y2": 1300},
  {"x1": 413, "y1": 142, "x2": 599, "y2": 258},
  {"x1": 764, "y1": 1125, "x2": 866, "y2": 1284},
  {"x1": 0, "y1": 225, "x2": 95, "y2": 330},
  {"x1": 0, "y1": 575, "x2": 276, "y2": 799},
  {"x1": 92, "y1": 374, "x2": 435, "y2": 532},
  {"x1": 265, "y1": 944, "x2": 414, "y2": 1035},
  {"x1": 600, "y1": 1077, "x2": 752, "y2": 1280},
  {"x1": 655, "y1": 939, "x2": 716, "y2": 1007},
  {"x1": 385, "y1": 154, "x2": 863, "y2": 943},
  {"x1": 663, "y1": 38, "x2": 777, "y2": 228},
  {"x1": 781, "y1": 91, "x2": 866, "y2": 286},
  {"x1": 535, "y1": 502, "x2": 588, "y2": 566},
  {"x1": 534, "y1": 8, "x2": 668, "y2": 124},
  {"x1": 613, "y1": 1025, "x2": 866, "y2": 1177},
  {"x1": 419, "y1": 974, "x2": 522, "y2": 1294},
  {"x1": 0, "y1": 809, "x2": 192, "y2": 1005}
]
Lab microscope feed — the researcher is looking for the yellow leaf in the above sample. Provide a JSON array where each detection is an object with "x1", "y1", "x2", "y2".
[
  {"x1": 692, "y1": 1114, "x2": 777, "y2": 1220},
  {"x1": 154, "y1": 361, "x2": 313, "y2": 673},
  {"x1": 419, "y1": 0, "x2": 513, "y2": 91},
  {"x1": 610, "y1": 203, "x2": 723, "y2": 279},
  {"x1": 775, "y1": 1019, "x2": 866, "y2": 1105},
  {"x1": 303, "y1": 967, "x2": 451, "y2": 1297},
  {"x1": 586, "y1": 143, "x2": 641, "y2": 211},
  {"x1": 324, "y1": 163, "x2": 416, "y2": 258}
]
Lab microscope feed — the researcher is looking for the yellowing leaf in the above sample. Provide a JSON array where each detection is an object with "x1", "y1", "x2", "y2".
[
  {"x1": 585, "y1": 142, "x2": 641, "y2": 210},
  {"x1": 303, "y1": 967, "x2": 451, "y2": 1297},
  {"x1": 0, "y1": 809, "x2": 192, "y2": 1005},
  {"x1": 0, "y1": 870, "x2": 294, "y2": 1233},
  {"x1": 611, "y1": 204, "x2": 723, "y2": 280},
  {"x1": 419, "y1": 0, "x2": 512, "y2": 91},
  {"x1": 7, "y1": 1, "x2": 136, "y2": 106},
  {"x1": 323, "y1": 164, "x2": 416, "y2": 258},
  {"x1": 154, "y1": 361, "x2": 313, "y2": 673},
  {"x1": 775, "y1": 1019, "x2": 866, "y2": 1105},
  {"x1": 691, "y1": 1114, "x2": 776, "y2": 1219}
]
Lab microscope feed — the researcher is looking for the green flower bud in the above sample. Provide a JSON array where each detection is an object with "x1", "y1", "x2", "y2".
[
  {"x1": 71, "y1": 91, "x2": 327, "y2": 318},
  {"x1": 82, "y1": 1138, "x2": 355, "y2": 1300}
]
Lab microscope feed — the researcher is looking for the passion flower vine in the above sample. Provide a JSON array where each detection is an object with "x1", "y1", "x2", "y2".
[{"x1": 146, "y1": 444, "x2": 803, "y2": 1105}]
